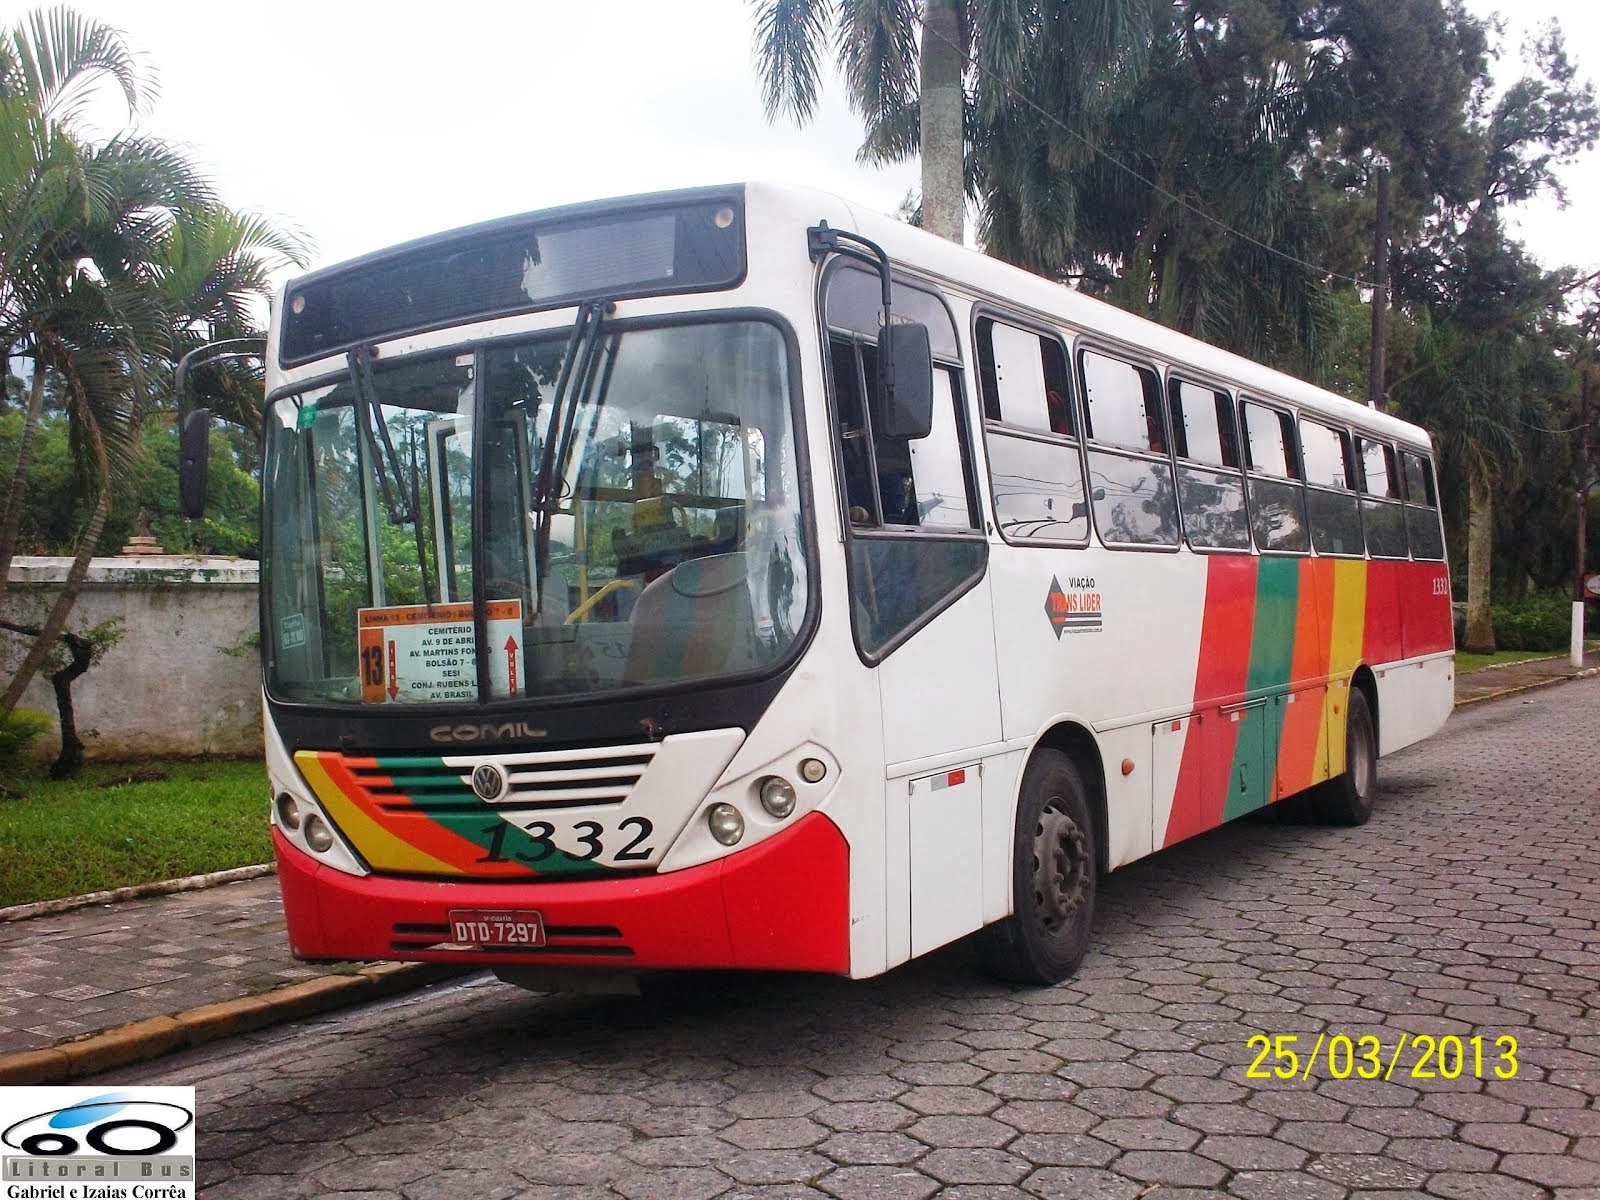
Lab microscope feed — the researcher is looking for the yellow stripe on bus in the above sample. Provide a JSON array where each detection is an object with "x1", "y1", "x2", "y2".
[
  {"x1": 294, "y1": 751, "x2": 460, "y2": 875},
  {"x1": 1320, "y1": 560, "x2": 1369, "y2": 776}
]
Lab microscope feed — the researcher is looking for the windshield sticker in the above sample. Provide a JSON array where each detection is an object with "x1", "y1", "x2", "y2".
[
  {"x1": 357, "y1": 600, "x2": 522, "y2": 703},
  {"x1": 295, "y1": 402, "x2": 318, "y2": 430},
  {"x1": 279, "y1": 613, "x2": 307, "y2": 650},
  {"x1": 1046, "y1": 575, "x2": 1103, "y2": 638}
]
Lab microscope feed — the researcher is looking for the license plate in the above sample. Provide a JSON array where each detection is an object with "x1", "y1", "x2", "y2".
[{"x1": 448, "y1": 909, "x2": 546, "y2": 947}]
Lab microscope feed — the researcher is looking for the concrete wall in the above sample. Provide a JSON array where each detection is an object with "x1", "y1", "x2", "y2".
[{"x1": 3, "y1": 557, "x2": 261, "y2": 760}]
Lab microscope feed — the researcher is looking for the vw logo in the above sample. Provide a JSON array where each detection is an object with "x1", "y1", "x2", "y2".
[{"x1": 471, "y1": 763, "x2": 507, "y2": 802}]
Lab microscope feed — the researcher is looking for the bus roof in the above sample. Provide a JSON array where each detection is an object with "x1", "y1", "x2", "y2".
[
  {"x1": 280, "y1": 179, "x2": 1432, "y2": 452},
  {"x1": 745, "y1": 180, "x2": 1431, "y2": 452}
]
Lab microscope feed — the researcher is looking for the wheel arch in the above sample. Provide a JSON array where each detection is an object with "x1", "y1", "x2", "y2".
[
  {"x1": 1350, "y1": 664, "x2": 1379, "y2": 745},
  {"x1": 1030, "y1": 721, "x2": 1109, "y2": 877}
]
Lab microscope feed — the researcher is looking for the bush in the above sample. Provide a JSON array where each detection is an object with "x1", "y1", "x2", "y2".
[
  {"x1": 1491, "y1": 594, "x2": 1573, "y2": 652},
  {"x1": 0, "y1": 707, "x2": 53, "y2": 770}
]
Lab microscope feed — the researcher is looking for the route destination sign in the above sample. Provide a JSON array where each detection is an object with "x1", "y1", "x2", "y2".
[{"x1": 357, "y1": 600, "x2": 522, "y2": 702}]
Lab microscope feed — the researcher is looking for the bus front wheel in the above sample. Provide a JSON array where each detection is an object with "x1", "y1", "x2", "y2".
[
  {"x1": 979, "y1": 749, "x2": 1098, "y2": 985},
  {"x1": 1315, "y1": 687, "x2": 1377, "y2": 826}
]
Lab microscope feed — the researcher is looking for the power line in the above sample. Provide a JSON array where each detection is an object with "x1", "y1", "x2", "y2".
[{"x1": 922, "y1": 23, "x2": 1380, "y2": 288}]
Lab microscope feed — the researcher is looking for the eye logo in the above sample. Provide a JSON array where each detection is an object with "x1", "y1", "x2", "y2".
[{"x1": 3, "y1": 1092, "x2": 194, "y2": 1157}]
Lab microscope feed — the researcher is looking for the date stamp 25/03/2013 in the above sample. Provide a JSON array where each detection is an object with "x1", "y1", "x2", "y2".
[{"x1": 1246, "y1": 1032, "x2": 1518, "y2": 1082}]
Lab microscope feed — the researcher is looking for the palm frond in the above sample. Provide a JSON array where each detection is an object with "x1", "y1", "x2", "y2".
[
  {"x1": 837, "y1": 0, "x2": 919, "y2": 139},
  {"x1": 2, "y1": 7, "x2": 152, "y2": 124},
  {"x1": 751, "y1": 0, "x2": 835, "y2": 123}
]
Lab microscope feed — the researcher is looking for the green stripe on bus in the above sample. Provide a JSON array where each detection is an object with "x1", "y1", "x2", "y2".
[{"x1": 1223, "y1": 557, "x2": 1300, "y2": 821}]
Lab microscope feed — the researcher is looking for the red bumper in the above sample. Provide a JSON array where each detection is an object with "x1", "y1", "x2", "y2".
[{"x1": 274, "y1": 811, "x2": 851, "y2": 974}]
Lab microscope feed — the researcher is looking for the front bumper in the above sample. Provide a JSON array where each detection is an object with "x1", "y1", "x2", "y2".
[{"x1": 274, "y1": 810, "x2": 851, "y2": 974}]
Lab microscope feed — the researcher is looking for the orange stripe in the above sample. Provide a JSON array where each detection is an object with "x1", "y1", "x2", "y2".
[
  {"x1": 1274, "y1": 560, "x2": 1332, "y2": 797},
  {"x1": 312, "y1": 753, "x2": 533, "y2": 877}
]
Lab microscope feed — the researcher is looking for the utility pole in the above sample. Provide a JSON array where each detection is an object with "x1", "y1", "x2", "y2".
[
  {"x1": 1574, "y1": 369, "x2": 1595, "y2": 667},
  {"x1": 1368, "y1": 156, "x2": 1391, "y2": 411}
]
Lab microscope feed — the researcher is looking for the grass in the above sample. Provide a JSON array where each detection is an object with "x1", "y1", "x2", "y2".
[
  {"x1": 1455, "y1": 648, "x2": 1557, "y2": 674},
  {"x1": 0, "y1": 759, "x2": 272, "y2": 909},
  {"x1": 1456, "y1": 638, "x2": 1599, "y2": 675}
]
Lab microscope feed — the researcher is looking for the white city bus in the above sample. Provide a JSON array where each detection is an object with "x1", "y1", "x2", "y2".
[{"x1": 180, "y1": 183, "x2": 1453, "y2": 986}]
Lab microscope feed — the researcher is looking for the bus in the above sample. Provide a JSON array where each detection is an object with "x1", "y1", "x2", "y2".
[{"x1": 178, "y1": 182, "x2": 1454, "y2": 988}]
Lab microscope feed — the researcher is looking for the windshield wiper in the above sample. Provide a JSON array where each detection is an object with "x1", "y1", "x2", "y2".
[
  {"x1": 530, "y1": 299, "x2": 607, "y2": 618},
  {"x1": 349, "y1": 344, "x2": 415, "y2": 527}
]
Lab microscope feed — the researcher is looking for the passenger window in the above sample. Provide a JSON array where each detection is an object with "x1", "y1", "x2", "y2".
[
  {"x1": 1300, "y1": 420, "x2": 1352, "y2": 489},
  {"x1": 1169, "y1": 379, "x2": 1249, "y2": 551},
  {"x1": 1078, "y1": 350, "x2": 1178, "y2": 547},
  {"x1": 1243, "y1": 401, "x2": 1299, "y2": 479},
  {"x1": 978, "y1": 317, "x2": 1088, "y2": 545},
  {"x1": 1170, "y1": 380, "x2": 1238, "y2": 469},
  {"x1": 1242, "y1": 399, "x2": 1308, "y2": 553},
  {"x1": 1401, "y1": 449, "x2": 1444, "y2": 560},
  {"x1": 1357, "y1": 436, "x2": 1407, "y2": 558},
  {"x1": 976, "y1": 318, "x2": 1074, "y2": 437},
  {"x1": 1080, "y1": 350, "x2": 1166, "y2": 454},
  {"x1": 1301, "y1": 419, "x2": 1362, "y2": 556},
  {"x1": 1360, "y1": 438, "x2": 1400, "y2": 499}
]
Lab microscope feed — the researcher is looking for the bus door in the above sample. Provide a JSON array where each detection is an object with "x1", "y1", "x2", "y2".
[{"x1": 822, "y1": 263, "x2": 1001, "y2": 962}]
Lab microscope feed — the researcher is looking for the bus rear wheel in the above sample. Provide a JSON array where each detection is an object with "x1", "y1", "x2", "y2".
[
  {"x1": 1314, "y1": 687, "x2": 1377, "y2": 826},
  {"x1": 979, "y1": 749, "x2": 1097, "y2": 985}
]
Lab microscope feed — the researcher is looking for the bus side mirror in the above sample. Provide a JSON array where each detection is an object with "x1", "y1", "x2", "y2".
[
  {"x1": 875, "y1": 322, "x2": 934, "y2": 440},
  {"x1": 178, "y1": 408, "x2": 212, "y2": 519}
]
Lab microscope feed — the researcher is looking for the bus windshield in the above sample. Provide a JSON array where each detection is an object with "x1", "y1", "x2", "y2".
[{"x1": 262, "y1": 319, "x2": 808, "y2": 706}]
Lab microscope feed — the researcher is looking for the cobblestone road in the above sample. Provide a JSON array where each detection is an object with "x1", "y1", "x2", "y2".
[{"x1": 110, "y1": 677, "x2": 1600, "y2": 1199}]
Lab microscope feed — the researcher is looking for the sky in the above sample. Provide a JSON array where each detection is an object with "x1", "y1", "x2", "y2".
[{"x1": 9, "y1": 0, "x2": 1598, "y2": 285}]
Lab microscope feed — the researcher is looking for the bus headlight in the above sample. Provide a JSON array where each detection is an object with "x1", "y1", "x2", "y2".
[
  {"x1": 706, "y1": 803, "x2": 745, "y2": 846},
  {"x1": 275, "y1": 792, "x2": 302, "y2": 831},
  {"x1": 304, "y1": 813, "x2": 335, "y2": 853},
  {"x1": 758, "y1": 776, "x2": 797, "y2": 819}
]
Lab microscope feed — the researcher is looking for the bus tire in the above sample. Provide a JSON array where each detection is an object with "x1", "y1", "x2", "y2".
[
  {"x1": 978, "y1": 749, "x2": 1097, "y2": 985},
  {"x1": 1316, "y1": 688, "x2": 1377, "y2": 826}
]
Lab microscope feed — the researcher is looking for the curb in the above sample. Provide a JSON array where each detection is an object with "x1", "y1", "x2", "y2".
[
  {"x1": 1454, "y1": 665, "x2": 1600, "y2": 709},
  {"x1": 0, "y1": 864, "x2": 276, "y2": 923},
  {"x1": 0, "y1": 962, "x2": 470, "y2": 1085}
]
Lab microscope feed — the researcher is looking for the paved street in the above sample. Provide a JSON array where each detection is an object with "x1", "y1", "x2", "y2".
[{"x1": 105, "y1": 676, "x2": 1600, "y2": 1199}]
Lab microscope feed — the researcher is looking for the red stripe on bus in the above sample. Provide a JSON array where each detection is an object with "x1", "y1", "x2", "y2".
[
  {"x1": 1400, "y1": 561, "x2": 1454, "y2": 657},
  {"x1": 1164, "y1": 556, "x2": 1258, "y2": 846},
  {"x1": 1362, "y1": 559, "x2": 1404, "y2": 664}
]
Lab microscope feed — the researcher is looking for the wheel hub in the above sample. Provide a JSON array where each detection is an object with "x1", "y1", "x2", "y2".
[{"x1": 1031, "y1": 802, "x2": 1090, "y2": 931}]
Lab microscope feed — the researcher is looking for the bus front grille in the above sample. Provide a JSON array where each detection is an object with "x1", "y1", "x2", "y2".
[{"x1": 343, "y1": 741, "x2": 659, "y2": 813}]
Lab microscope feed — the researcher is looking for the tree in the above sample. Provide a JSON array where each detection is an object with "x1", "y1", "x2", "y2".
[
  {"x1": 0, "y1": 7, "x2": 307, "y2": 726},
  {"x1": 972, "y1": 0, "x2": 1499, "y2": 379},
  {"x1": 1386, "y1": 21, "x2": 1598, "y2": 650},
  {"x1": 749, "y1": 0, "x2": 1158, "y2": 244}
]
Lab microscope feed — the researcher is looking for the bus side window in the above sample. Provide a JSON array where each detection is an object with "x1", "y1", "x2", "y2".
[
  {"x1": 1078, "y1": 349, "x2": 1178, "y2": 547},
  {"x1": 1241, "y1": 399, "x2": 1309, "y2": 553},
  {"x1": 1401, "y1": 449, "x2": 1444, "y2": 560},
  {"x1": 1169, "y1": 378, "x2": 1249, "y2": 551},
  {"x1": 829, "y1": 336, "x2": 879, "y2": 525},
  {"x1": 1301, "y1": 418, "x2": 1362, "y2": 556},
  {"x1": 977, "y1": 316, "x2": 1088, "y2": 545},
  {"x1": 1357, "y1": 436, "x2": 1408, "y2": 558}
]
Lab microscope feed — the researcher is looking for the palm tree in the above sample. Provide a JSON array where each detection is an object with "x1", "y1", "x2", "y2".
[
  {"x1": 1392, "y1": 216, "x2": 1567, "y2": 653},
  {"x1": 0, "y1": 7, "x2": 306, "y2": 723},
  {"x1": 0, "y1": 8, "x2": 152, "y2": 600},
  {"x1": 749, "y1": 0, "x2": 1156, "y2": 245}
]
